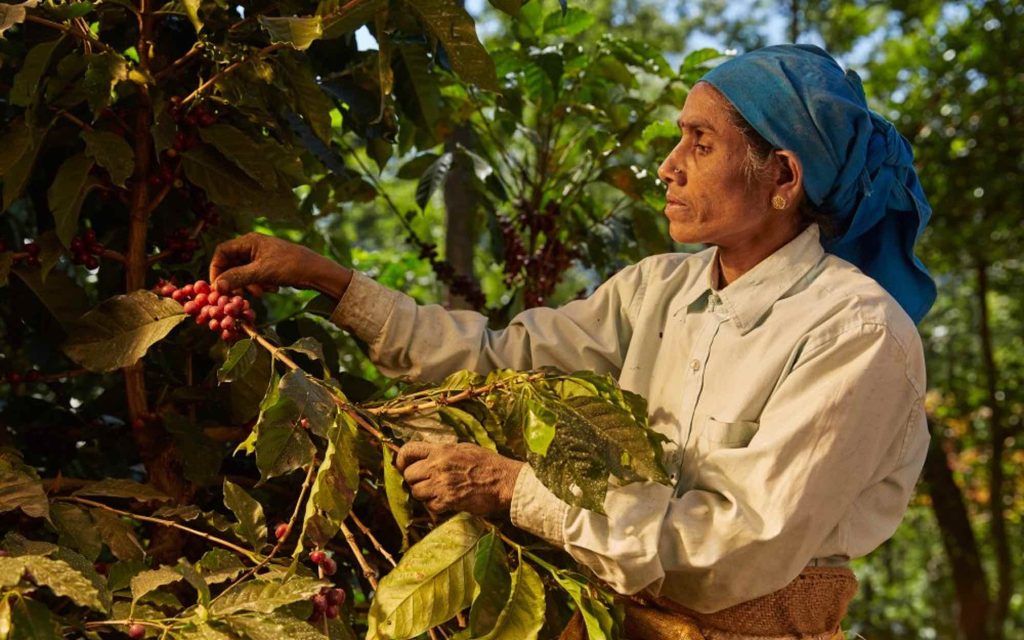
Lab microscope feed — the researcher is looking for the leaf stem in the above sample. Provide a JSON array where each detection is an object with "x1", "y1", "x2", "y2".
[
  {"x1": 181, "y1": 44, "x2": 287, "y2": 106},
  {"x1": 24, "y1": 14, "x2": 116, "y2": 53},
  {"x1": 348, "y1": 511, "x2": 396, "y2": 568},
  {"x1": 339, "y1": 521, "x2": 378, "y2": 589},
  {"x1": 59, "y1": 496, "x2": 262, "y2": 563}
]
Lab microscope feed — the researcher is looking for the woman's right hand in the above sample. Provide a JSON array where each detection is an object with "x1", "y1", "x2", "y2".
[{"x1": 208, "y1": 232, "x2": 353, "y2": 300}]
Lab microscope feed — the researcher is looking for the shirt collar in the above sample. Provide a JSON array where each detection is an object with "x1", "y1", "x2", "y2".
[{"x1": 709, "y1": 224, "x2": 825, "y2": 334}]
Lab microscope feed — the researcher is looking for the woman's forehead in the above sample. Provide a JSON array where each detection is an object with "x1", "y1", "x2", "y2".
[{"x1": 678, "y1": 83, "x2": 734, "y2": 132}]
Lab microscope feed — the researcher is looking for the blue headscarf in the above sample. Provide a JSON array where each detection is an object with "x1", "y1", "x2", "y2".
[{"x1": 701, "y1": 44, "x2": 936, "y2": 324}]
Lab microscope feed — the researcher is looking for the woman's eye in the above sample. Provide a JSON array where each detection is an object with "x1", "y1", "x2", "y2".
[{"x1": 695, "y1": 144, "x2": 710, "y2": 154}]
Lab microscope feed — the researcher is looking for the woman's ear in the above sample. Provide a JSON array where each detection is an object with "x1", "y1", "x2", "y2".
[{"x1": 773, "y1": 149, "x2": 803, "y2": 209}]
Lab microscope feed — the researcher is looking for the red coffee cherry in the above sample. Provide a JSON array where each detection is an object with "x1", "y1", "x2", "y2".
[
  {"x1": 320, "y1": 557, "x2": 337, "y2": 576},
  {"x1": 309, "y1": 550, "x2": 326, "y2": 565},
  {"x1": 127, "y1": 623, "x2": 145, "y2": 639},
  {"x1": 274, "y1": 523, "x2": 290, "y2": 540}
]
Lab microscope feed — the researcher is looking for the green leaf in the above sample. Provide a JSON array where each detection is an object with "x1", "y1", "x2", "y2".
[
  {"x1": 367, "y1": 513, "x2": 486, "y2": 640},
  {"x1": 35, "y1": 231, "x2": 63, "y2": 282},
  {"x1": 0, "y1": 450, "x2": 48, "y2": 519},
  {"x1": 210, "y1": 576, "x2": 325, "y2": 615},
  {"x1": 259, "y1": 15, "x2": 323, "y2": 50},
  {"x1": 487, "y1": 0, "x2": 521, "y2": 16},
  {"x1": 440, "y1": 406, "x2": 496, "y2": 451},
  {"x1": 83, "y1": 52, "x2": 128, "y2": 113},
  {"x1": 476, "y1": 559, "x2": 545, "y2": 640},
  {"x1": 50, "y1": 503, "x2": 103, "y2": 562},
  {"x1": 177, "y1": 559, "x2": 211, "y2": 608},
  {"x1": 279, "y1": 56, "x2": 333, "y2": 144},
  {"x1": 182, "y1": 0, "x2": 202, "y2": 32},
  {"x1": 131, "y1": 566, "x2": 184, "y2": 605},
  {"x1": 251, "y1": 394, "x2": 317, "y2": 481},
  {"x1": 528, "y1": 395, "x2": 668, "y2": 513},
  {"x1": 382, "y1": 445, "x2": 412, "y2": 551},
  {"x1": 72, "y1": 478, "x2": 172, "y2": 502},
  {"x1": 0, "y1": 555, "x2": 106, "y2": 611},
  {"x1": 222, "y1": 339, "x2": 274, "y2": 424},
  {"x1": 1, "y1": 123, "x2": 46, "y2": 211},
  {"x1": 223, "y1": 479, "x2": 267, "y2": 552},
  {"x1": 63, "y1": 290, "x2": 187, "y2": 373},
  {"x1": 522, "y1": 398, "x2": 556, "y2": 456},
  {"x1": 162, "y1": 410, "x2": 223, "y2": 487},
  {"x1": 225, "y1": 613, "x2": 325, "y2": 640},
  {"x1": 321, "y1": 0, "x2": 384, "y2": 39},
  {"x1": 12, "y1": 267, "x2": 90, "y2": 329},
  {"x1": 415, "y1": 151, "x2": 453, "y2": 210},
  {"x1": 196, "y1": 549, "x2": 246, "y2": 584},
  {"x1": 151, "y1": 98, "x2": 177, "y2": 154},
  {"x1": 198, "y1": 124, "x2": 279, "y2": 188},
  {"x1": 406, "y1": 0, "x2": 498, "y2": 91},
  {"x1": 47, "y1": 153, "x2": 97, "y2": 247},
  {"x1": 542, "y1": 569, "x2": 617, "y2": 640},
  {"x1": 302, "y1": 413, "x2": 359, "y2": 535},
  {"x1": 8, "y1": 597, "x2": 60, "y2": 640},
  {"x1": 277, "y1": 369, "x2": 339, "y2": 439},
  {"x1": 181, "y1": 147, "x2": 299, "y2": 220},
  {"x1": 396, "y1": 45, "x2": 441, "y2": 139},
  {"x1": 90, "y1": 509, "x2": 144, "y2": 561},
  {"x1": 0, "y1": 119, "x2": 32, "y2": 177},
  {"x1": 469, "y1": 532, "x2": 510, "y2": 636},
  {"x1": 11, "y1": 38, "x2": 62, "y2": 107},
  {"x1": 542, "y1": 7, "x2": 595, "y2": 36},
  {"x1": 82, "y1": 130, "x2": 135, "y2": 187}
]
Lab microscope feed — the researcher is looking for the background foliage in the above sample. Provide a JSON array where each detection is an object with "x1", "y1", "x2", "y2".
[{"x1": 1, "y1": 0, "x2": 1022, "y2": 639}]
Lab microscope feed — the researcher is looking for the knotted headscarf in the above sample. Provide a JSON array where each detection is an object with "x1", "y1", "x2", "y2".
[{"x1": 702, "y1": 44, "x2": 936, "y2": 323}]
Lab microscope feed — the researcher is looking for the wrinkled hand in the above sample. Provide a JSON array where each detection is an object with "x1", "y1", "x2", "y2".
[
  {"x1": 208, "y1": 232, "x2": 351, "y2": 298},
  {"x1": 396, "y1": 442, "x2": 525, "y2": 516}
]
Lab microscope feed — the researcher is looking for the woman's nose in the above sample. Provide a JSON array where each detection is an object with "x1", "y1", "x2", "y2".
[{"x1": 658, "y1": 154, "x2": 683, "y2": 185}]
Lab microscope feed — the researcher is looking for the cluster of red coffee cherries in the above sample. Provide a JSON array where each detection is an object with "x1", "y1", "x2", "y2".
[
  {"x1": 0, "y1": 239, "x2": 41, "y2": 268},
  {"x1": 147, "y1": 98, "x2": 218, "y2": 191},
  {"x1": 69, "y1": 229, "x2": 104, "y2": 270},
  {"x1": 308, "y1": 549, "x2": 337, "y2": 576},
  {"x1": 163, "y1": 227, "x2": 201, "y2": 263},
  {"x1": 310, "y1": 585, "x2": 346, "y2": 621},
  {"x1": 155, "y1": 280, "x2": 254, "y2": 341}
]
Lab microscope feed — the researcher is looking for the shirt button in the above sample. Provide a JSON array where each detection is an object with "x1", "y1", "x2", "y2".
[{"x1": 689, "y1": 359, "x2": 701, "y2": 372}]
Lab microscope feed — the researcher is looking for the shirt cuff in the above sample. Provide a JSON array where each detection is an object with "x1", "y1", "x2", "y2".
[
  {"x1": 510, "y1": 465, "x2": 569, "y2": 547},
  {"x1": 328, "y1": 271, "x2": 401, "y2": 348}
]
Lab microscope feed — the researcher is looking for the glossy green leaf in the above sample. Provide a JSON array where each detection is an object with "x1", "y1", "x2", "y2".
[
  {"x1": 199, "y1": 124, "x2": 280, "y2": 187},
  {"x1": 259, "y1": 15, "x2": 323, "y2": 50},
  {"x1": 162, "y1": 410, "x2": 223, "y2": 487},
  {"x1": 210, "y1": 576, "x2": 325, "y2": 615},
  {"x1": 469, "y1": 532, "x2": 510, "y2": 636},
  {"x1": 225, "y1": 613, "x2": 325, "y2": 640},
  {"x1": 320, "y1": 0, "x2": 384, "y2": 39},
  {"x1": 35, "y1": 231, "x2": 63, "y2": 282},
  {"x1": 50, "y1": 503, "x2": 103, "y2": 562},
  {"x1": 223, "y1": 479, "x2": 268, "y2": 552},
  {"x1": 477, "y1": 559, "x2": 545, "y2": 640},
  {"x1": 406, "y1": 0, "x2": 498, "y2": 92},
  {"x1": 1, "y1": 123, "x2": 45, "y2": 211},
  {"x1": 63, "y1": 291, "x2": 187, "y2": 373},
  {"x1": 0, "y1": 555, "x2": 105, "y2": 611},
  {"x1": 250, "y1": 392, "x2": 317, "y2": 481},
  {"x1": 415, "y1": 151, "x2": 453, "y2": 210},
  {"x1": 279, "y1": 56, "x2": 334, "y2": 143},
  {"x1": 382, "y1": 445, "x2": 412, "y2": 550},
  {"x1": 196, "y1": 548, "x2": 246, "y2": 584},
  {"x1": 8, "y1": 597, "x2": 60, "y2": 640},
  {"x1": 82, "y1": 130, "x2": 135, "y2": 187},
  {"x1": 47, "y1": 153, "x2": 97, "y2": 247},
  {"x1": 131, "y1": 566, "x2": 184, "y2": 605},
  {"x1": 11, "y1": 38, "x2": 62, "y2": 106},
  {"x1": 522, "y1": 398, "x2": 556, "y2": 456},
  {"x1": 302, "y1": 412, "x2": 359, "y2": 532},
  {"x1": 83, "y1": 52, "x2": 128, "y2": 113},
  {"x1": 72, "y1": 478, "x2": 172, "y2": 502},
  {"x1": 367, "y1": 513, "x2": 486, "y2": 639},
  {"x1": 90, "y1": 509, "x2": 144, "y2": 561},
  {"x1": 0, "y1": 450, "x2": 48, "y2": 519},
  {"x1": 542, "y1": 7, "x2": 594, "y2": 36}
]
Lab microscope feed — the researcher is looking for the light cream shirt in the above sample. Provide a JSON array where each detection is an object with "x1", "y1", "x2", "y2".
[{"x1": 330, "y1": 224, "x2": 929, "y2": 613}]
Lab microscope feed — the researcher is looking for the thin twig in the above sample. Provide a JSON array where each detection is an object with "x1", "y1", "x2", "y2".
[
  {"x1": 60, "y1": 496, "x2": 262, "y2": 562},
  {"x1": 155, "y1": 42, "x2": 204, "y2": 81},
  {"x1": 181, "y1": 44, "x2": 288, "y2": 106},
  {"x1": 340, "y1": 521, "x2": 378, "y2": 589},
  {"x1": 366, "y1": 372, "x2": 546, "y2": 417},
  {"x1": 242, "y1": 323, "x2": 302, "y2": 371},
  {"x1": 24, "y1": 14, "x2": 116, "y2": 53},
  {"x1": 349, "y1": 512, "x2": 396, "y2": 568}
]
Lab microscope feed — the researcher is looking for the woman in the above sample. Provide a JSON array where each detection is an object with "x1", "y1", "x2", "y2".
[{"x1": 210, "y1": 45, "x2": 935, "y2": 638}]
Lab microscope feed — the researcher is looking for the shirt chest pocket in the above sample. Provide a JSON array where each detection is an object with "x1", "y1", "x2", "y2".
[{"x1": 699, "y1": 416, "x2": 760, "y2": 449}]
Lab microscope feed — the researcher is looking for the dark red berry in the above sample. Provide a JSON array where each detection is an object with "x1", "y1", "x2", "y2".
[
  {"x1": 182, "y1": 300, "x2": 200, "y2": 315},
  {"x1": 185, "y1": 114, "x2": 198, "y2": 127},
  {"x1": 325, "y1": 605, "x2": 339, "y2": 619},
  {"x1": 220, "y1": 329, "x2": 237, "y2": 342},
  {"x1": 171, "y1": 289, "x2": 187, "y2": 302},
  {"x1": 84, "y1": 255, "x2": 100, "y2": 270},
  {"x1": 24, "y1": 242, "x2": 39, "y2": 257},
  {"x1": 198, "y1": 112, "x2": 216, "y2": 127},
  {"x1": 25, "y1": 370, "x2": 41, "y2": 383},
  {"x1": 160, "y1": 165, "x2": 175, "y2": 182},
  {"x1": 6, "y1": 372, "x2": 22, "y2": 384},
  {"x1": 131, "y1": 418, "x2": 146, "y2": 430},
  {"x1": 148, "y1": 174, "x2": 164, "y2": 187},
  {"x1": 207, "y1": 290, "x2": 221, "y2": 305},
  {"x1": 327, "y1": 588, "x2": 345, "y2": 606},
  {"x1": 71, "y1": 237, "x2": 84, "y2": 252},
  {"x1": 128, "y1": 623, "x2": 145, "y2": 639},
  {"x1": 274, "y1": 523, "x2": 289, "y2": 540},
  {"x1": 180, "y1": 284, "x2": 194, "y2": 297},
  {"x1": 311, "y1": 592, "x2": 328, "y2": 613},
  {"x1": 194, "y1": 280, "x2": 211, "y2": 294},
  {"x1": 299, "y1": 417, "x2": 309, "y2": 430},
  {"x1": 173, "y1": 132, "x2": 188, "y2": 151},
  {"x1": 160, "y1": 284, "x2": 177, "y2": 296},
  {"x1": 208, "y1": 318, "x2": 220, "y2": 332},
  {"x1": 309, "y1": 550, "x2": 326, "y2": 565},
  {"x1": 320, "y1": 557, "x2": 337, "y2": 576}
]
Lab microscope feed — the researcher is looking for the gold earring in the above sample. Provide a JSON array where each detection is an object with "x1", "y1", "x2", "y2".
[{"x1": 771, "y1": 195, "x2": 787, "y2": 210}]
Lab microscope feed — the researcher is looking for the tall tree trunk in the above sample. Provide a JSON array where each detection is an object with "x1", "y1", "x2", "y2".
[
  {"x1": 443, "y1": 124, "x2": 482, "y2": 310},
  {"x1": 923, "y1": 422, "x2": 990, "y2": 640},
  {"x1": 976, "y1": 260, "x2": 1011, "y2": 638},
  {"x1": 789, "y1": 0, "x2": 800, "y2": 42}
]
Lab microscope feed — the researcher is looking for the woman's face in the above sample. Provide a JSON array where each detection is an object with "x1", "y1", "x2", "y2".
[{"x1": 657, "y1": 82, "x2": 776, "y2": 248}]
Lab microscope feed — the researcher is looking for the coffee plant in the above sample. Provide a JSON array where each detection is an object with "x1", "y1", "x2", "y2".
[{"x1": 1, "y1": 0, "x2": 722, "y2": 637}]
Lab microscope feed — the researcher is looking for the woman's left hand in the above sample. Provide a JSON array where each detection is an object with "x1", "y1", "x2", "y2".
[{"x1": 396, "y1": 442, "x2": 524, "y2": 516}]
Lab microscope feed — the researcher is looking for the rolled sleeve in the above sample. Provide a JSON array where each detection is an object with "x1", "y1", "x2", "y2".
[{"x1": 509, "y1": 465, "x2": 570, "y2": 547}]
